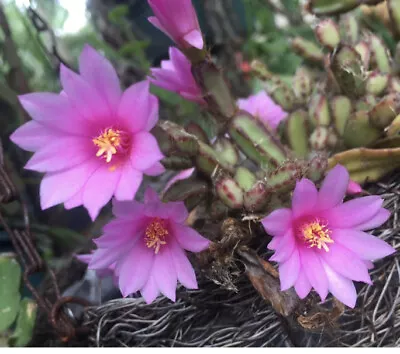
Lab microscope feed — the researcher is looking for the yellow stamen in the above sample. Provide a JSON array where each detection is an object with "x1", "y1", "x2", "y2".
[
  {"x1": 145, "y1": 218, "x2": 169, "y2": 254},
  {"x1": 302, "y1": 219, "x2": 334, "y2": 252},
  {"x1": 93, "y1": 128, "x2": 122, "y2": 163}
]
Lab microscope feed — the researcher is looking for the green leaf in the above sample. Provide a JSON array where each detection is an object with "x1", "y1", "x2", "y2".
[
  {"x1": 9, "y1": 299, "x2": 37, "y2": 347},
  {"x1": 108, "y1": 5, "x2": 129, "y2": 25},
  {"x1": 0, "y1": 255, "x2": 22, "y2": 332}
]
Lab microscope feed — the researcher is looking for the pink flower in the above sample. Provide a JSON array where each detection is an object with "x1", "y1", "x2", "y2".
[
  {"x1": 347, "y1": 179, "x2": 363, "y2": 195},
  {"x1": 10, "y1": 45, "x2": 164, "y2": 220},
  {"x1": 237, "y1": 91, "x2": 287, "y2": 130},
  {"x1": 82, "y1": 187, "x2": 210, "y2": 303},
  {"x1": 150, "y1": 47, "x2": 205, "y2": 105},
  {"x1": 261, "y1": 165, "x2": 395, "y2": 308},
  {"x1": 148, "y1": 0, "x2": 204, "y2": 50}
]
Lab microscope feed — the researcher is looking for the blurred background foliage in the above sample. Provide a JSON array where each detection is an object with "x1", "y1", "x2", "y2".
[{"x1": 0, "y1": 0, "x2": 395, "y2": 346}]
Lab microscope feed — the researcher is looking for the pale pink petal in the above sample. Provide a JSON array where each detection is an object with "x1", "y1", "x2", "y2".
[
  {"x1": 170, "y1": 237, "x2": 198, "y2": 289},
  {"x1": 318, "y1": 165, "x2": 349, "y2": 210},
  {"x1": 292, "y1": 179, "x2": 318, "y2": 217},
  {"x1": 171, "y1": 222, "x2": 210, "y2": 252},
  {"x1": 144, "y1": 162, "x2": 166, "y2": 177},
  {"x1": 60, "y1": 64, "x2": 110, "y2": 120},
  {"x1": 153, "y1": 246, "x2": 178, "y2": 301},
  {"x1": 25, "y1": 137, "x2": 93, "y2": 172},
  {"x1": 144, "y1": 187, "x2": 161, "y2": 204},
  {"x1": 145, "y1": 95, "x2": 159, "y2": 131},
  {"x1": 118, "y1": 242, "x2": 155, "y2": 297},
  {"x1": 294, "y1": 271, "x2": 312, "y2": 299},
  {"x1": 270, "y1": 229, "x2": 295, "y2": 263},
  {"x1": 114, "y1": 162, "x2": 143, "y2": 201},
  {"x1": 40, "y1": 159, "x2": 99, "y2": 210},
  {"x1": 321, "y1": 260, "x2": 357, "y2": 308},
  {"x1": 10, "y1": 121, "x2": 63, "y2": 152},
  {"x1": 365, "y1": 260, "x2": 374, "y2": 269},
  {"x1": 167, "y1": 202, "x2": 189, "y2": 223},
  {"x1": 82, "y1": 165, "x2": 122, "y2": 220},
  {"x1": 79, "y1": 44, "x2": 122, "y2": 113},
  {"x1": 130, "y1": 132, "x2": 164, "y2": 171},
  {"x1": 299, "y1": 247, "x2": 329, "y2": 301},
  {"x1": 89, "y1": 245, "x2": 129, "y2": 270},
  {"x1": 354, "y1": 209, "x2": 390, "y2": 230},
  {"x1": 148, "y1": 16, "x2": 169, "y2": 38},
  {"x1": 112, "y1": 199, "x2": 144, "y2": 219},
  {"x1": 18, "y1": 93, "x2": 90, "y2": 135},
  {"x1": 267, "y1": 234, "x2": 283, "y2": 250},
  {"x1": 64, "y1": 189, "x2": 83, "y2": 210},
  {"x1": 163, "y1": 168, "x2": 195, "y2": 193},
  {"x1": 324, "y1": 196, "x2": 383, "y2": 228},
  {"x1": 321, "y1": 242, "x2": 372, "y2": 284},
  {"x1": 141, "y1": 275, "x2": 160, "y2": 304},
  {"x1": 332, "y1": 229, "x2": 395, "y2": 260},
  {"x1": 261, "y1": 208, "x2": 292, "y2": 236},
  {"x1": 183, "y1": 29, "x2": 204, "y2": 49},
  {"x1": 118, "y1": 81, "x2": 154, "y2": 133},
  {"x1": 279, "y1": 249, "x2": 300, "y2": 291}
]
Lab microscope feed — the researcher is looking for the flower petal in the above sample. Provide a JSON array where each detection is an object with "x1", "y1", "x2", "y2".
[
  {"x1": 144, "y1": 187, "x2": 161, "y2": 204},
  {"x1": 64, "y1": 189, "x2": 83, "y2": 210},
  {"x1": 321, "y1": 242, "x2": 372, "y2": 284},
  {"x1": 325, "y1": 196, "x2": 383, "y2": 229},
  {"x1": 145, "y1": 95, "x2": 159, "y2": 131},
  {"x1": 10, "y1": 121, "x2": 63, "y2": 152},
  {"x1": 294, "y1": 271, "x2": 312, "y2": 299},
  {"x1": 79, "y1": 44, "x2": 122, "y2": 113},
  {"x1": 171, "y1": 222, "x2": 210, "y2": 252},
  {"x1": 270, "y1": 229, "x2": 295, "y2": 263},
  {"x1": 112, "y1": 199, "x2": 144, "y2": 219},
  {"x1": 354, "y1": 209, "x2": 390, "y2": 231},
  {"x1": 144, "y1": 161, "x2": 166, "y2": 177},
  {"x1": 89, "y1": 245, "x2": 129, "y2": 270},
  {"x1": 153, "y1": 246, "x2": 178, "y2": 301},
  {"x1": 321, "y1": 260, "x2": 357, "y2": 308},
  {"x1": 114, "y1": 162, "x2": 142, "y2": 201},
  {"x1": 83, "y1": 165, "x2": 122, "y2": 220},
  {"x1": 118, "y1": 81, "x2": 155, "y2": 134},
  {"x1": 118, "y1": 242, "x2": 155, "y2": 297},
  {"x1": 40, "y1": 159, "x2": 99, "y2": 210},
  {"x1": 279, "y1": 249, "x2": 300, "y2": 291},
  {"x1": 141, "y1": 275, "x2": 160, "y2": 304},
  {"x1": 130, "y1": 132, "x2": 164, "y2": 171},
  {"x1": 261, "y1": 208, "x2": 292, "y2": 236},
  {"x1": 292, "y1": 179, "x2": 318, "y2": 217},
  {"x1": 299, "y1": 247, "x2": 329, "y2": 301},
  {"x1": 332, "y1": 229, "x2": 395, "y2": 260},
  {"x1": 170, "y1": 237, "x2": 198, "y2": 289},
  {"x1": 318, "y1": 165, "x2": 349, "y2": 210},
  {"x1": 183, "y1": 29, "x2": 204, "y2": 49}
]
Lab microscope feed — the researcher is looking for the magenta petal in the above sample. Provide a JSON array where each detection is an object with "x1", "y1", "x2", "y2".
[
  {"x1": 83, "y1": 166, "x2": 122, "y2": 220},
  {"x1": 114, "y1": 162, "x2": 142, "y2": 201},
  {"x1": 321, "y1": 242, "x2": 372, "y2": 284},
  {"x1": 153, "y1": 246, "x2": 178, "y2": 301},
  {"x1": 112, "y1": 199, "x2": 143, "y2": 219},
  {"x1": 18, "y1": 93, "x2": 89, "y2": 135},
  {"x1": 60, "y1": 64, "x2": 110, "y2": 120},
  {"x1": 321, "y1": 260, "x2": 357, "y2": 308},
  {"x1": 10, "y1": 121, "x2": 63, "y2": 152},
  {"x1": 144, "y1": 161, "x2": 166, "y2": 177},
  {"x1": 170, "y1": 238, "x2": 198, "y2": 289},
  {"x1": 294, "y1": 271, "x2": 312, "y2": 299},
  {"x1": 25, "y1": 137, "x2": 93, "y2": 172},
  {"x1": 292, "y1": 179, "x2": 318, "y2": 217},
  {"x1": 118, "y1": 243, "x2": 155, "y2": 297},
  {"x1": 318, "y1": 165, "x2": 349, "y2": 210},
  {"x1": 183, "y1": 29, "x2": 203, "y2": 49},
  {"x1": 279, "y1": 249, "x2": 300, "y2": 291},
  {"x1": 332, "y1": 229, "x2": 395, "y2": 260},
  {"x1": 141, "y1": 275, "x2": 160, "y2": 304},
  {"x1": 89, "y1": 246, "x2": 128, "y2": 270},
  {"x1": 40, "y1": 159, "x2": 99, "y2": 210},
  {"x1": 171, "y1": 222, "x2": 210, "y2": 252},
  {"x1": 167, "y1": 202, "x2": 189, "y2": 223},
  {"x1": 145, "y1": 95, "x2": 159, "y2": 131},
  {"x1": 261, "y1": 208, "x2": 292, "y2": 236},
  {"x1": 144, "y1": 187, "x2": 161, "y2": 204},
  {"x1": 270, "y1": 229, "x2": 295, "y2": 263},
  {"x1": 79, "y1": 44, "x2": 122, "y2": 113},
  {"x1": 267, "y1": 234, "x2": 283, "y2": 250},
  {"x1": 325, "y1": 196, "x2": 383, "y2": 228},
  {"x1": 130, "y1": 132, "x2": 164, "y2": 171},
  {"x1": 118, "y1": 81, "x2": 154, "y2": 133},
  {"x1": 354, "y1": 209, "x2": 390, "y2": 231},
  {"x1": 299, "y1": 247, "x2": 329, "y2": 301}
]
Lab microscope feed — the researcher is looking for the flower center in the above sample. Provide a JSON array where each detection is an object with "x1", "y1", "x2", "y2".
[
  {"x1": 145, "y1": 218, "x2": 169, "y2": 254},
  {"x1": 92, "y1": 128, "x2": 129, "y2": 163},
  {"x1": 301, "y1": 219, "x2": 334, "y2": 252}
]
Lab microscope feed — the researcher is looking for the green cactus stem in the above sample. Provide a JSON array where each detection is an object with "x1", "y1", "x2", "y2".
[
  {"x1": 266, "y1": 161, "x2": 307, "y2": 193},
  {"x1": 388, "y1": 0, "x2": 400, "y2": 39},
  {"x1": 291, "y1": 37, "x2": 325, "y2": 65},
  {"x1": 369, "y1": 94, "x2": 400, "y2": 129},
  {"x1": 285, "y1": 110, "x2": 309, "y2": 158},
  {"x1": 292, "y1": 66, "x2": 314, "y2": 104},
  {"x1": 161, "y1": 156, "x2": 194, "y2": 170},
  {"x1": 213, "y1": 137, "x2": 239, "y2": 166},
  {"x1": 308, "y1": 94, "x2": 331, "y2": 127},
  {"x1": 244, "y1": 180, "x2": 271, "y2": 212},
  {"x1": 215, "y1": 175, "x2": 244, "y2": 210},
  {"x1": 328, "y1": 147, "x2": 400, "y2": 183},
  {"x1": 315, "y1": 19, "x2": 341, "y2": 50},
  {"x1": 386, "y1": 114, "x2": 400, "y2": 136},
  {"x1": 339, "y1": 14, "x2": 360, "y2": 44},
  {"x1": 184, "y1": 122, "x2": 209, "y2": 143},
  {"x1": 307, "y1": 154, "x2": 329, "y2": 182},
  {"x1": 355, "y1": 41, "x2": 371, "y2": 68},
  {"x1": 235, "y1": 167, "x2": 257, "y2": 192},
  {"x1": 307, "y1": 0, "x2": 385, "y2": 16},
  {"x1": 229, "y1": 111, "x2": 288, "y2": 168},
  {"x1": 162, "y1": 177, "x2": 209, "y2": 203},
  {"x1": 365, "y1": 72, "x2": 389, "y2": 95},
  {"x1": 196, "y1": 141, "x2": 233, "y2": 176},
  {"x1": 331, "y1": 95, "x2": 352, "y2": 136},
  {"x1": 369, "y1": 34, "x2": 391, "y2": 74},
  {"x1": 310, "y1": 126, "x2": 330, "y2": 150}
]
